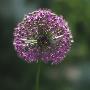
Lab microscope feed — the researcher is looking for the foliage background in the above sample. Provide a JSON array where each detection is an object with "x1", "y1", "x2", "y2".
[{"x1": 0, "y1": 0, "x2": 90, "y2": 90}]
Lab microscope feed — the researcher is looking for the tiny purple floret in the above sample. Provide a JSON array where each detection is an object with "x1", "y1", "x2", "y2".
[{"x1": 13, "y1": 9, "x2": 74, "y2": 64}]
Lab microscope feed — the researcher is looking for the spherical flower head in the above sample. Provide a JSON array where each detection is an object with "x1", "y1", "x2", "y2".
[{"x1": 13, "y1": 9, "x2": 74, "y2": 64}]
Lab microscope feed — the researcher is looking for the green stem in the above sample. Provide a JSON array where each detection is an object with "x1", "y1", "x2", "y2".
[{"x1": 35, "y1": 62, "x2": 41, "y2": 90}]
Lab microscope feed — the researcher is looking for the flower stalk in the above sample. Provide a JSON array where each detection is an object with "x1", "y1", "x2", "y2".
[{"x1": 35, "y1": 62, "x2": 41, "y2": 90}]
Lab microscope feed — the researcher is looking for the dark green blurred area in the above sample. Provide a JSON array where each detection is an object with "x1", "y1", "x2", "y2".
[{"x1": 0, "y1": 0, "x2": 90, "y2": 90}]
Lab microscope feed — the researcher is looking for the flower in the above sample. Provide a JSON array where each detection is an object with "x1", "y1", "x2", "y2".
[{"x1": 13, "y1": 9, "x2": 73, "y2": 64}]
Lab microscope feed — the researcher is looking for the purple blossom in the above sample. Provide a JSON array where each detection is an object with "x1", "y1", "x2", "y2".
[{"x1": 13, "y1": 9, "x2": 73, "y2": 64}]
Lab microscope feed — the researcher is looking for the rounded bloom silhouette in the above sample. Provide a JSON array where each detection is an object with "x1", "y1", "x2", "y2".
[{"x1": 13, "y1": 9, "x2": 73, "y2": 64}]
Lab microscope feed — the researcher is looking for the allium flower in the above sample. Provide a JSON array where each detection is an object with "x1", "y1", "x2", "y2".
[{"x1": 13, "y1": 9, "x2": 73, "y2": 64}]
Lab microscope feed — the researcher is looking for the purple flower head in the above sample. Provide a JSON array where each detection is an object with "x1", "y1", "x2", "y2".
[{"x1": 13, "y1": 9, "x2": 73, "y2": 64}]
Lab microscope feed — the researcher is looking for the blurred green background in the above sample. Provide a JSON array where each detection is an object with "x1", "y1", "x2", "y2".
[{"x1": 0, "y1": 0, "x2": 90, "y2": 90}]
